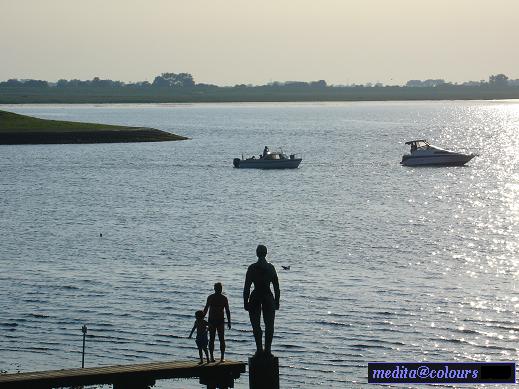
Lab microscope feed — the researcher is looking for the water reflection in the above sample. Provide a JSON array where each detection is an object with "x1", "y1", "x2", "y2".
[{"x1": 0, "y1": 101, "x2": 518, "y2": 388}]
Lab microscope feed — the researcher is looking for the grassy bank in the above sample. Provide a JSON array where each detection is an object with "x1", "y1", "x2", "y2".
[
  {"x1": 0, "y1": 110, "x2": 187, "y2": 144},
  {"x1": 2, "y1": 85, "x2": 519, "y2": 103}
]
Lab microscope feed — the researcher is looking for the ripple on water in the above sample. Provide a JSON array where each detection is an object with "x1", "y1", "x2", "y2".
[{"x1": 1, "y1": 101, "x2": 518, "y2": 388}]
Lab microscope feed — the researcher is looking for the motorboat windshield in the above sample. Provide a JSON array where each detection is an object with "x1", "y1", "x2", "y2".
[{"x1": 405, "y1": 139, "x2": 430, "y2": 152}]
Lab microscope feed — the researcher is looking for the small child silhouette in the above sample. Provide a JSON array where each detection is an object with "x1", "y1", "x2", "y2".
[{"x1": 189, "y1": 310, "x2": 210, "y2": 364}]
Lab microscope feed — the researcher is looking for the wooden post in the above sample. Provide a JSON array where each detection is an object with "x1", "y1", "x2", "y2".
[
  {"x1": 81, "y1": 325, "x2": 87, "y2": 368},
  {"x1": 248, "y1": 355, "x2": 279, "y2": 389}
]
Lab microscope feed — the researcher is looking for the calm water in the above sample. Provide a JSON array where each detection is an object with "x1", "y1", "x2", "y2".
[{"x1": 1, "y1": 102, "x2": 518, "y2": 388}]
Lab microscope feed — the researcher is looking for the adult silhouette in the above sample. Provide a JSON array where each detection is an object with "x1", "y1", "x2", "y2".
[
  {"x1": 243, "y1": 245, "x2": 280, "y2": 356},
  {"x1": 203, "y1": 282, "x2": 231, "y2": 362}
]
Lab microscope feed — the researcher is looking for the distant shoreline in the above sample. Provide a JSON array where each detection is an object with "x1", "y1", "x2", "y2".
[
  {"x1": 0, "y1": 110, "x2": 187, "y2": 144},
  {"x1": 2, "y1": 85, "x2": 519, "y2": 104}
]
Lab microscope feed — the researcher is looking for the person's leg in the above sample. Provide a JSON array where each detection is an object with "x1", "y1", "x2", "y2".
[
  {"x1": 208, "y1": 326, "x2": 216, "y2": 362},
  {"x1": 248, "y1": 307, "x2": 263, "y2": 354},
  {"x1": 203, "y1": 346, "x2": 210, "y2": 363},
  {"x1": 197, "y1": 345, "x2": 204, "y2": 364},
  {"x1": 263, "y1": 300, "x2": 276, "y2": 356},
  {"x1": 216, "y1": 324, "x2": 225, "y2": 361}
]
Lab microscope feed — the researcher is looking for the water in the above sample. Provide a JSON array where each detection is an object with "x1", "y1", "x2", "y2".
[{"x1": 1, "y1": 101, "x2": 518, "y2": 388}]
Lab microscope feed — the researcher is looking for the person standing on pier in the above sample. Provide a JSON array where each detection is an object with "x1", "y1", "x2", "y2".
[
  {"x1": 188, "y1": 310, "x2": 210, "y2": 364},
  {"x1": 203, "y1": 282, "x2": 231, "y2": 362},
  {"x1": 243, "y1": 244, "x2": 280, "y2": 356}
]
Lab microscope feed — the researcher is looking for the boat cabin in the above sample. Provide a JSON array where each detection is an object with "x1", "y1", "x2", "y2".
[
  {"x1": 263, "y1": 152, "x2": 286, "y2": 160},
  {"x1": 405, "y1": 139, "x2": 430, "y2": 152}
]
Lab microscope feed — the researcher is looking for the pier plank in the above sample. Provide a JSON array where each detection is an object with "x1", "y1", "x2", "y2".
[{"x1": 0, "y1": 360, "x2": 246, "y2": 388}]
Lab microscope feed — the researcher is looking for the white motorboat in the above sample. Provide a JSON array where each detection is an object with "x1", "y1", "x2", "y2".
[
  {"x1": 401, "y1": 139, "x2": 476, "y2": 166},
  {"x1": 233, "y1": 146, "x2": 302, "y2": 169}
]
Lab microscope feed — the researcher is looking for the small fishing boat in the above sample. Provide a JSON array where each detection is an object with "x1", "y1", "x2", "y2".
[
  {"x1": 401, "y1": 139, "x2": 476, "y2": 166},
  {"x1": 233, "y1": 146, "x2": 302, "y2": 169}
]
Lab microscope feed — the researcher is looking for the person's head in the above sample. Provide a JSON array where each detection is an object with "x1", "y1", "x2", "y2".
[
  {"x1": 256, "y1": 244, "x2": 267, "y2": 258},
  {"x1": 214, "y1": 282, "x2": 223, "y2": 294},
  {"x1": 195, "y1": 310, "x2": 204, "y2": 320}
]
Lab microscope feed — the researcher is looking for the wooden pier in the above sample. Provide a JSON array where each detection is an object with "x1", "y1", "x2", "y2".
[{"x1": 0, "y1": 360, "x2": 246, "y2": 389}]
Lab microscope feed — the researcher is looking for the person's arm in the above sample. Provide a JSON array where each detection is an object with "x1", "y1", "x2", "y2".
[
  {"x1": 203, "y1": 296, "x2": 211, "y2": 317},
  {"x1": 272, "y1": 266, "x2": 280, "y2": 310},
  {"x1": 225, "y1": 297, "x2": 231, "y2": 329},
  {"x1": 189, "y1": 322, "x2": 196, "y2": 338},
  {"x1": 243, "y1": 267, "x2": 252, "y2": 311}
]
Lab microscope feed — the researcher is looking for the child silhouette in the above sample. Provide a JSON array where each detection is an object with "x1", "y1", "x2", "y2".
[{"x1": 188, "y1": 310, "x2": 210, "y2": 364}]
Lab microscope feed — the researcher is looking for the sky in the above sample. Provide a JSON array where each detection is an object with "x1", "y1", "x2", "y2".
[{"x1": 1, "y1": 0, "x2": 519, "y2": 86}]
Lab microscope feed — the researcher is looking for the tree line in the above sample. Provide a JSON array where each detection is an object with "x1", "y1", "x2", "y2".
[
  {"x1": 2, "y1": 72, "x2": 517, "y2": 90},
  {"x1": 0, "y1": 73, "x2": 194, "y2": 89},
  {"x1": 0, "y1": 72, "x2": 329, "y2": 89}
]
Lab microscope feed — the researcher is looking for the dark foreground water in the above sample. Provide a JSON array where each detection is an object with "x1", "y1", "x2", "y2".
[{"x1": 1, "y1": 102, "x2": 518, "y2": 388}]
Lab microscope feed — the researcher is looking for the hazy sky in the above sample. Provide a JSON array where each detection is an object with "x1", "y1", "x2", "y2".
[{"x1": 1, "y1": 0, "x2": 518, "y2": 85}]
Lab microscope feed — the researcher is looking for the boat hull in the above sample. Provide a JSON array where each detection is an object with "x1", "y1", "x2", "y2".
[
  {"x1": 401, "y1": 154, "x2": 475, "y2": 166},
  {"x1": 233, "y1": 158, "x2": 302, "y2": 169}
]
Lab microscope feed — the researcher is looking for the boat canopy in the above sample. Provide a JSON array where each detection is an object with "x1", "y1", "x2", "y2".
[
  {"x1": 405, "y1": 139, "x2": 429, "y2": 146},
  {"x1": 405, "y1": 139, "x2": 430, "y2": 150}
]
